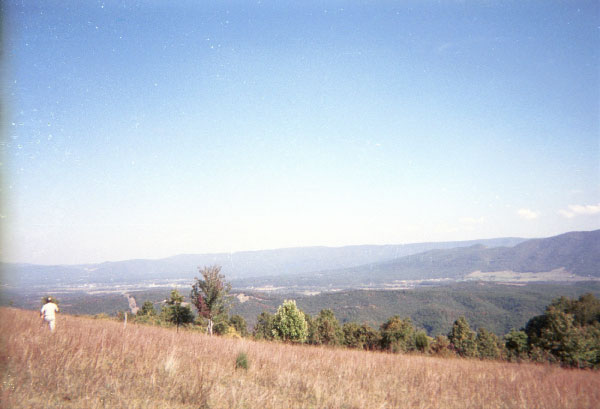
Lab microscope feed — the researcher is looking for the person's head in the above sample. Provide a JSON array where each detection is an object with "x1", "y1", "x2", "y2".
[{"x1": 47, "y1": 297, "x2": 52, "y2": 303}]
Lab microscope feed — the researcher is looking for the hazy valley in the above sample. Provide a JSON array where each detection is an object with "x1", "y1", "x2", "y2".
[{"x1": 2, "y1": 230, "x2": 599, "y2": 337}]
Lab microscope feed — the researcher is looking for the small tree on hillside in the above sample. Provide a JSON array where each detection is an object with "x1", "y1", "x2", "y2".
[
  {"x1": 310, "y1": 309, "x2": 343, "y2": 346},
  {"x1": 476, "y1": 327, "x2": 500, "y2": 359},
  {"x1": 162, "y1": 290, "x2": 194, "y2": 332},
  {"x1": 271, "y1": 300, "x2": 308, "y2": 343},
  {"x1": 229, "y1": 315, "x2": 248, "y2": 337},
  {"x1": 448, "y1": 316, "x2": 478, "y2": 357},
  {"x1": 430, "y1": 335, "x2": 453, "y2": 357},
  {"x1": 415, "y1": 330, "x2": 431, "y2": 353},
  {"x1": 138, "y1": 301, "x2": 156, "y2": 316},
  {"x1": 504, "y1": 329, "x2": 528, "y2": 361},
  {"x1": 525, "y1": 294, "x2": 600, "y2": 368},
  {"x1": 253, "y1": 311, "x2": 275, "y2": 340},
  {"x1": 342, "y1": 322, "x2": 381, "y2": 350},
  {"x1": 191, "y1": 265, "x2": 231, "y2": 336},
  {"x1": 342, "y1": 322, "x2": 363, "y2": 348},
  {"x1": 380, "y1": 316, "x2": 416, "y2": 353}
]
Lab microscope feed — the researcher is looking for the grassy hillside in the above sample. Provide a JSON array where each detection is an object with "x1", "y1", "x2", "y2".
[{"x1": 2, "y1": 308, "x2": 599, "y2": 409}]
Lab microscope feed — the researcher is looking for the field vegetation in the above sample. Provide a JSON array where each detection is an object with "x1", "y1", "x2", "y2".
[{"x1": 2, "y1": 307, "x2": 599, "y2": 409}]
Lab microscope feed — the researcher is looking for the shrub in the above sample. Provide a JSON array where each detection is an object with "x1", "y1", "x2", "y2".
[
  {"x1": 504, "y1": 329, "x2": 529, "y2": 361},
  {"x1": 271, "y1": 300, "x2": 308, "y2": 343},
  {"x1": 253, "y1": 311, "x2": 275, "y2": 340},
  {"x1": 476, "y1": 328, "x2": 500, "y2": 359},
  {"x1": 415, "y1": 330, "x2": 430, "y2": 353},
  {"x1": 229, "y1": 315, "x2": 248, "y2": 337},
  {"x1": 430, "y1": 335, "x2": 453, "y2": 357},
  {"x1": 235, "y1": 351, "x2": 249, "y2": 370},
  {"x1": 380, "y1": 316, "x2": 416, "y2": 353},
  {"x1": 310, "y1": 309, "x2": 343, "y2": 346}
]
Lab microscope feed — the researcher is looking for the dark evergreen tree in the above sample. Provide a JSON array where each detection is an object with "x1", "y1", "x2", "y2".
[
  {"x1": 310, "y1": 309, "x2": 343, "y2": 346},
  {"x1": 137, "y1": 301, "x2": 156, "y2": 316},
  {"x1": 504, "y1": 329, "x2": 528, "y2": 361},
  {"x1": 162, "y1": 290, "x2": 194, "y2": 332},
  {"x1": 448, "y1": 316, "x2": 477, "y2": 357},
  {"x1": 229, "y1": 314, "x2": 248, "y2": 337},
  {"x1": 476, "y1": 328, "x2": 500, "y2": 359},
  {"x1": 253, "y1": 311, "x2": 275, "y2": 340}
]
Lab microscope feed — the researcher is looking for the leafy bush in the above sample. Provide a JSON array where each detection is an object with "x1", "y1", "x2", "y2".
[
  {"x1": 380, "y1": 316, "x2": 416, "y2": 353},
  {"x1": 309, "y1": 309, "x2": 343, "y2": 346},
  {"x1": 253, "y1": 311, "x2": 275, "y2": 340},
  {"x1": 229, "y1": 314, "x2": 248, "y2": 337},
  {"x1": 415, "y1": 330, "x2": 430, "y2": 353},
  {"x1": 271, "y1": 300, "x2": 308, "y2": 343},
  {"x1": 235, "y1": 351, "x2": 249, "y2": 370}
]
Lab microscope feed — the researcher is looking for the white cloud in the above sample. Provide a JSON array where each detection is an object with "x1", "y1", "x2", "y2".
[
  {"x1": 558, "y1": 209, "x2": 575, "y2": 219},
  {"x1": 517, "y1": 208, "x2": 539, "y2": 220},
  {"x1": 558, "y1": 203, "x2": 600, "y2": 219}
]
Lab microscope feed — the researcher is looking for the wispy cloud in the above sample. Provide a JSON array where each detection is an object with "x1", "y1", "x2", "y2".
[
  {"x1": 517, "y1": 208, "x2": 539, "y2": 220},
  {"x1": 558, "y1": 203, "x2": 600, "y2": 219}
]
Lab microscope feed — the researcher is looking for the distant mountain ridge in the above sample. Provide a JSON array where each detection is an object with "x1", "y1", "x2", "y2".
[
  {"x1": 2, "y1": 237, "x2": 526, "y2": 288},
  {"x1": 378, "y1": 229, "x2": 600, "y2": 278},
  {"x1": 236, "y1": 230, "x2": 600, "y2": 288},
  {"x1": 3, "y1": 231, "x2": 598, "y2": 290}
]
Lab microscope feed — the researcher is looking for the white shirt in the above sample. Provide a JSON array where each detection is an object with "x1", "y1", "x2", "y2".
[{"x1": 41, "y1": 302, "x2": 59, "y2": 320}]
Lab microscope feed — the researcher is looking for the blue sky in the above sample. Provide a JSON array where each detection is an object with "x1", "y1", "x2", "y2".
[{"x1": 2, "y1": 0, "x2": 599, "y2": 265}]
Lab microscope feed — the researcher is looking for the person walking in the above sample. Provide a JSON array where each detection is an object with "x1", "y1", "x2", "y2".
[{"x1": 40, "y1": 297, "x2": 59, "y2": 332}]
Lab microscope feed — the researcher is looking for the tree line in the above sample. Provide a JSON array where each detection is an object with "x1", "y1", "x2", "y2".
[{"x1": 128, "y1": 265, "x2": 600, "y2": 369}]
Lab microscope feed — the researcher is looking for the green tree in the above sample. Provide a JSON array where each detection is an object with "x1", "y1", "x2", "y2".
[
  {"x1": 162, "y1": 290, "x2": 194, "y2": 332},
  {"x1": 380, "y1": 316, "x2": 416, "y2": 353},
  {"x1": 581, "y1": 322, "x2": 600, "y2": 368},
  {"x1": 551, "y1": 293, "x2": 600, "y2": 326},
  {"x1": 363, "y1": 324, "x2": 381, "y2": 350},
  {"x1": 310, "y1": 309, "x2": 343, "y2": 346},
  {"x1": 535, "y1": 307, "x2": 587, "y2": 366},
  {"x1": 504, "y1": 329, "x2": 528, "y2": 361},
  {"x1": 448, "y1": 316, "x2": 477, "y2": 357},
  {"x1": 430, "y1": 335, "x2": 453, "y2": 356},
  {"x1": 343, "y1": 322, "x2": 381, "y2": 350},
  {"x1": 476, "y1": 328, "x2": 500, "y2": 359},
  {"x1": 212, "y1": 318, "x2": 231, "y2": 335},
  {"x1": 229, "y1": 315, "x2": 248, "y2": 337},
  {"x1": 415, "y1": 330, "x2": 430, "y2": 353},
  {"x1": 271, "y1": 300, "x2": 308, "y2": 343},
  {"x1": 305, "y1": 313, "x2": 316, "y2": 343},
  {"x1": 525, "y1": 294, "x2": 600, "y2": 368},
  {"x1": 253, "y1": 311, "x2": 275, "y2": 340},
  {"x1": 135, "y1": 300, "x2": 159, "y2": 325},
  {"x1": 191, "y1": 265, "x2": 231, "y2": 336},
  {"x1": 137, "y1": 301, "x2": 156, "y2": 316},
  {"x1": 342, "y1": 322, "x2": 363, "y2": 348}
]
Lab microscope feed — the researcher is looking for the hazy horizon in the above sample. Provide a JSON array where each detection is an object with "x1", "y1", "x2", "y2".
[{"x1": 2, "y1": 1, "x2": 599, "y2": 265}]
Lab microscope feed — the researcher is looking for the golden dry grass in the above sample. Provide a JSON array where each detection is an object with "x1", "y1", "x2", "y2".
[{"x1": 1, "y1": 307, "x2": 599, "y2": 409}]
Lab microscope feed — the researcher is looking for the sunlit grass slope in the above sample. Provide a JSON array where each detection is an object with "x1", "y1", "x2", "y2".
[{"x1": 1, "y1": 308, "x2": 599, "y2": 408}]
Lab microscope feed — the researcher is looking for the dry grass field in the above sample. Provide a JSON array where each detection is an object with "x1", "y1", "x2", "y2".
[{"x1": 1, "y1": 307, "x2": 599, "y2": 409}]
